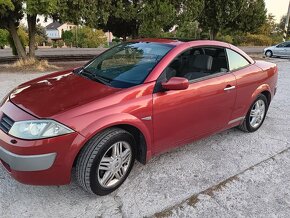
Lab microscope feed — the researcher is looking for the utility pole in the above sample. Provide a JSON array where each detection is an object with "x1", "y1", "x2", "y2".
[{"x1": 283, "y1": 0, "x2": 290, "y2": 42}]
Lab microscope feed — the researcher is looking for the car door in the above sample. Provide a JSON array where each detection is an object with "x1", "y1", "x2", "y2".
[
  {"x1": 283, "y1": 42, "x2": 290, "y2": 56},
  {"x1": 152, "y1": 46, "x2": 237, "y2": 155},
  {"x1": 273, "y1": 42, "x2": 286, "y2": 56}
]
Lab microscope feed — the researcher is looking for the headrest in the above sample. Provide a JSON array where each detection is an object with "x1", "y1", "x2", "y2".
[{"x1": 193, "y1": 55, "x2": 213, "y2": 71}]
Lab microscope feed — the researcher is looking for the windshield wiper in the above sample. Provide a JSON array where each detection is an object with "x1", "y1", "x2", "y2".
[{"x1": 78, "y1": 68, "x2": 111, "y2": 85}]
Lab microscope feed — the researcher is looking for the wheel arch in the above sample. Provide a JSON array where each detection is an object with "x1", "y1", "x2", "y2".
[
  {"x1": 72, "y1": 114, "x2": 152, "y2": 168},
  {"x1": 251, "y1": 84, "x2": 272, "y2": 105}
]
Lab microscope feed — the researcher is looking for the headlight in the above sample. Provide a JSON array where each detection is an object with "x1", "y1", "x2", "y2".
[
  {"x1": 0, "y1": 92, "x2": 10, "y2": 107},
  {"x1": 9, "y1": 120, "x2": 74, "y2": 140}
]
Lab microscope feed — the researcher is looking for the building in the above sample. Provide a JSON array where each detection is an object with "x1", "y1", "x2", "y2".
[{"x1": 45, "y1": 22, "x2": 76, "y2": 40}]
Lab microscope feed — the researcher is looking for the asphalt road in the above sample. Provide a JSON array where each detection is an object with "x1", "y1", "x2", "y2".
[
  {"x1": 0, "y1": 58, "x2": 289, "y2": 218},
  {"x1": 0, "y1": 46, "x2": 264, "y2": 58}
]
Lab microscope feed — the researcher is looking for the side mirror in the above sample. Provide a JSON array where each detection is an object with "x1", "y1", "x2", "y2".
[{"x1": 161, "y1": 77, "x2": 189, "y2": 91}]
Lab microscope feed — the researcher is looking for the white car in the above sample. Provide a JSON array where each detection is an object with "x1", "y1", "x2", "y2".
[{"x1": 264, "y1": 41, "x2": 290, "y2": 57}]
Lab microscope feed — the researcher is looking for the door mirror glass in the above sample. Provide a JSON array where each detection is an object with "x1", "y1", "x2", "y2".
[{"x1": 161, "y1": 77, "x2": 189, "y2": 91}]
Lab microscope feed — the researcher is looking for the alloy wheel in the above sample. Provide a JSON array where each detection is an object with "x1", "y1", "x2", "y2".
[
  {"x1": 249, "y1": 99, "x2": 266, "y2": 128},
  {"x1": 97, "y1": 141, "x2": 132, "y2": 188}
]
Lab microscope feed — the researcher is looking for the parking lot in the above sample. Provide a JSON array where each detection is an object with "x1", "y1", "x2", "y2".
[{"x1": 0, "y1": 58, "x2": 289, "y2": 218}]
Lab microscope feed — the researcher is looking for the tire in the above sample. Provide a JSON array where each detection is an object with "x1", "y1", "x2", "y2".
[
  {"x1": 265, "y1": 50, "x2": 273, "y2": 57},
  {"x1": 76, "y1": 128, "x2": 136, "y2": 195},
  {"x1": 239, "y1": 94, "x2": 268, "y2": 132}
]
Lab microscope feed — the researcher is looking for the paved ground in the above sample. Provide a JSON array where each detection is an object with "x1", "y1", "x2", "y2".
[
  {"x1": 0, "y1": 46, "x2": 264, "y2": 57},
  {"x1": 0, "y1": 58, "x2": 289, "y2": 218}
]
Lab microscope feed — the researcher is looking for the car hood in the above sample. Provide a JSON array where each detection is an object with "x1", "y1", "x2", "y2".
[
  {"x1": 9, "y1": 70, "x2": 120, "y2": 118},
  {"x1": 264, "y1": 45, "x2": 276, "y2": 51}
]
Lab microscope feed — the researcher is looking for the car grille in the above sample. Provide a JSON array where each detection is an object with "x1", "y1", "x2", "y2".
[{"x1": 0, "y1": 114, "x2": 14, "y2": 134}]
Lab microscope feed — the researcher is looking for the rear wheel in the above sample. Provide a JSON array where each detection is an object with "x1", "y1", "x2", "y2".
[
  {"x1": 265, "y1": 50, "x2": 273, "y2": 57},
  {"x1": 76, "y1": 128, "x2": 135, "y2": 195},
  {"x1": 239, "y1": 94, "x2": 268, "y2": 132}
]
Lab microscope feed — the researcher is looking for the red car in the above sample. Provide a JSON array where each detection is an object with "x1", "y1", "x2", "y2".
[{"x1": 0, "y1": 39, "x2": 278, "y2": 195}]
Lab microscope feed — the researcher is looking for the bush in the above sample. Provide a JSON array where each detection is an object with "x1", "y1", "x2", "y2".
[
  {"x1": 216, "y1": 34, "x2": 233, "y2": 44},
  {"x1": 0, "y1": 29, "x2": 9, "y2": 48},
  {"x1": 57, "y1": 40, "x2": 64, "y2": 48},
  {"x1": 75, "y1": 27, "x2": 107, "y2": 48},
  {"x1": 52, "y1": 42, "x2": 57, "y2": 48},
  {"x1": 233, "y1": 34, "x2": 273, "y2": 46}
]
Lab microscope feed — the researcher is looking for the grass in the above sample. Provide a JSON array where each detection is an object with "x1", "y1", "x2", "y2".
[{"x1": 10, "y1": 58, "x2": 59, "y2": 72}]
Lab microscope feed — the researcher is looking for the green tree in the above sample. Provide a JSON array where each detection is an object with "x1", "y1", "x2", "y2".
[
  {"x1": 0, "y1": 0, "x2": 27, "y2": 58},
  {"x1": 175, "y1": 21, "x2": 200, "y2": 39},
  {"x1": 0, "y1": 28, "x2": 9, "y2": 48},
  {"x1": 74, "y1": 27, "x2": 106, "y2": 48},
  {"x1": 230, "y1": 0, "x2": 267, "y2": 34},
  {"x1": 258, "y1": 14, "x2": 277, "y2": 36},
  {"x1": 25, "y1": 0, "x2": 57, "y2": 57},
  {"x1": 199, "y1": 0, "x2": 247, "y2": 39},
  {"x1": 62, "y1": 30, "x2": 73, "y2": 47},
  {"x1": 99, "y1": 0, "x2": 204, "y2": 40},
  {"x1": 139, "y1": 0, "x2": 176, "y2": 37},
  {"x1": 35, "y1": 24, "x2": 47, "y2": 46},
  {"x1": 279, "y1": 15, "x2": 290, "y2": 35}
]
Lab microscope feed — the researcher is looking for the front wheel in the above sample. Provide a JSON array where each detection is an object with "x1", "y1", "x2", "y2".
[
  {"x1": 239, "y1": 94, "x2": 268, "y2": 132},
  {"x1": 76, "y1": 128, "x2": 135, "y2": 195}
]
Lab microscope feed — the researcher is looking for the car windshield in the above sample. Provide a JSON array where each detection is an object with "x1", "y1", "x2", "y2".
[{"x1": 82, "y1": 42, "x2": 174, "y2": 88}]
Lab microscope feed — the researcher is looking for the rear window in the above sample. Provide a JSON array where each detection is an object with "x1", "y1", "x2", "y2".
[{"x1": 226, "y1": 49, "x2": 250, "y2": 71}]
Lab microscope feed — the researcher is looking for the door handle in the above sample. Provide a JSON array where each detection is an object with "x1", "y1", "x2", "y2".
[{"x1": 224, "y1": 85, "x2": 236, "y2": 91}]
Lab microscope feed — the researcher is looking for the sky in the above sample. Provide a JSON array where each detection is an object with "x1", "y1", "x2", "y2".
[{"x1": 265, "y1": 0, "x2": 290, "y2": 22}]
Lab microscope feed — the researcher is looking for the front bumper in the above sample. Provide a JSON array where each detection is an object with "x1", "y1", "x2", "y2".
[
  {"x1": 0, "y1": 101, "x2": 87, "y2": 185},
  {"x1": 0, "y1": 146, "x2": 56, "y2": 171}
]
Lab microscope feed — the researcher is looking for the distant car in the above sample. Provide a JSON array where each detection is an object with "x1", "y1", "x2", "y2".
[
  {"x1": 264, "y1": 41, "x2": 290, "y2": 57},
  {"x1": 0, "y1": 39, "x2": 278, "y2": 195}
]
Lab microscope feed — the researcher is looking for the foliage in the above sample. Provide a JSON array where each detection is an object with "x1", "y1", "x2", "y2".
[
  {"x1": 278, "y1": 15, "x2": 290, "y2": 35},
  {"x1": 35, "y1": 24, "x2": 47, "y2": 45},
  {"x1": 233, "y1": 33, "x2": 273, "y2": 46},
  {"x1": 216, "y1": 34, "x2": 233, "y2": 44},
  {"x1": 229, "y1": 0, "x2": 267, "y2": 34},
  {"x1": 62, "y1": 30, "x2": 74, "y2": 46},
  {"x1": 75, "y1": 27, "x2": 106, "y2": 48},
  {"x1": 138, "y1": 0, "x2": 176, "y2": 37},
  {"x1": 0, "y1": 0, "x2": 14, "y2": 16},
  {"x1": 0, "y1": 28, "x2": 9, "y2": 48},
  {"x1": 175, "y1": 21, "x2": 200, "y2": 39},
  {"x1": 258, "y1": 14, "x2": 277, "y2": 36},
  {"x1": 57, "y1": 40, "x2": 64, "y2": 48},
  {"x1": 99, "y1": 0, "x2": 204, "y2": 39},
  {"x1": 199, "y1": 0, "x2": 266, "y2": 39}
]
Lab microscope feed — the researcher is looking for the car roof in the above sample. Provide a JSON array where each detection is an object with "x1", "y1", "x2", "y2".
[
  {"x1": 130, "y1": 38, "x2": 187, "y2": 46},
  {"x1": 130, "y1": 38, "x2": 234, "y2": 47}
]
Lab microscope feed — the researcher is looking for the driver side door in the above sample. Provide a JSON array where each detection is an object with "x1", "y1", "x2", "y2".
[{"x1": 152, "y1": 46, "x2": 237, "y2": 155}]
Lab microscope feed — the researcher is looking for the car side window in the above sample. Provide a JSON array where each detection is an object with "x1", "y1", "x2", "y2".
[
  {"x1": 277, "y1": 42, "x2": 288, "y2": 48},
  {"x1": 158, "y1": 47, "x2": 229, "y2": 83},
  {"x1": 286, "y1": 43, "x2": 290, "y2": 48},
  {"x1": 226, "y1": 49, "x2": 250, "y2": 71}
]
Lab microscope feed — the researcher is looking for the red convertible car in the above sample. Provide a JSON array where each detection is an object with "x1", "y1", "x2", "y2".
[{"x1": 0, "y1": 39, "x2": 278, "y2": 195}]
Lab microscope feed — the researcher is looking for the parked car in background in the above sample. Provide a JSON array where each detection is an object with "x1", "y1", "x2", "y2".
[
  {"x1": 264, "y1": 41, "x2": 290, "y2": 57},
  {"x1": 0, "y1": 39, "x2": 278, "y2": 195}
]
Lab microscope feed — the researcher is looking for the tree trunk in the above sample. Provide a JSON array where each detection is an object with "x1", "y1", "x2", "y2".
[
  {"x1": 210, "y1": 29, "x2": 218, "y2": 40},
  {"x1": 27, "y1": 14, "x2": 37, "y2": 58},
  {"x1": 8, "y1": 20, "x2": 27, "y2": 59}
]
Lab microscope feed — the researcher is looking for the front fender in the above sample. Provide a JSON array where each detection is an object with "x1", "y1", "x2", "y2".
[{"x1": 79, "y1": 113, "x2": 153, "y2": 159}]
